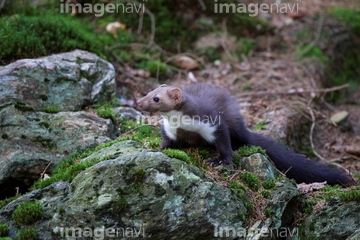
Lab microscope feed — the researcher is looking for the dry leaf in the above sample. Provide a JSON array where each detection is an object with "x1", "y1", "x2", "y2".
[
  {"x1": 297, "y1": 181, "x2": 327, "y2": 194},
  {"x1": 174, "y1": 55, "x2": 199, "y2": 70}
]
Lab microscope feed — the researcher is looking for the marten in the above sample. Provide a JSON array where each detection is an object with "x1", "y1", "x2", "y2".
[{"x1": 137, "y1": 83, "x2": 353, "y2": 186}]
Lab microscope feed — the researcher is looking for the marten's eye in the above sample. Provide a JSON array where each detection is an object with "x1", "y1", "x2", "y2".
[{"x1": 153, "y1": 97, "x2": 159, "y2": 102}]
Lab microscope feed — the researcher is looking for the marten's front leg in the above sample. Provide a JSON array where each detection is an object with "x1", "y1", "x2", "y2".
[
  {"x1": 159, "y1": 124, "x2": 176, "y2": 150},
  {"x1": 207, "y1": 126, "x2": 233, "y2": 166}
]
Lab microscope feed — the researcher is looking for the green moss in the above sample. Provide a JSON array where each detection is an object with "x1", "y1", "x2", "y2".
[
  {"x1": 41, "y1": 105, "x2": 59, "y2": 114},
  {"x1": 119, "y1": 124, "x2": 162, "y2": 149},
  {"x1": 262, "y1": 179, "x2": 276, "y2": 190},
  {"x1": 264, "y1": 208, "x2": 271, "y2": 218},
  {"x1": 162, "y1": 149, "x2": 192, "y2": 164},
  {"x1": 239, "y1": 172, "x2": 260, "y2": 192},
  {"x1": 0, "y1": 224, "x2": 9, "y2": 237},
  {"x1": 12, "y1": 201, "x2": 43, "y2": 225},
  {"x1": 31, "y1": 138, "x2": 127, "y2": 190},
  {"x1": 94, "y1": 102, "x2": 116, "y2": 119},
  {"x1": 18, "y1": 227, "x2": 37, "y2": 240},
  {"x1": 330, "y1": 8, "x2": 360, "y2": 35},
  {"x1": 261, "y1": 190, "x2": 271, "y2": 198},
  {"x1": 0, "y1": 12, "x2": 121, "y2": 64},
  {"x1": 338, "y1": 189, "x2": 360, "y2": 202},
  {"x1": 252, "y1": 121, "x2": 267, "y2": 131}
]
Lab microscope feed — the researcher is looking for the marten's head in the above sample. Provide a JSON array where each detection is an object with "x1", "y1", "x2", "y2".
[{"x1": 137, "y1": 84, "x2": 182, "y2": 113}]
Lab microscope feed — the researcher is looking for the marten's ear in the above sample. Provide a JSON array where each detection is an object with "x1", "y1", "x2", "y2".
[{"x1": 167, "y1": 87, "x2": 182, "y2": 104}]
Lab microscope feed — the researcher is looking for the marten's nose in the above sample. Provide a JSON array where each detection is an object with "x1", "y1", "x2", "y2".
[{"x1": 136, "y1": 100, "x2": 142, "y2": 107}]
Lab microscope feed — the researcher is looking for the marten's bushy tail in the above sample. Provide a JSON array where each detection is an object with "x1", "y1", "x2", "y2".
[{"x1": 248, "y1": 132, "x2": 354, "y2": 186}]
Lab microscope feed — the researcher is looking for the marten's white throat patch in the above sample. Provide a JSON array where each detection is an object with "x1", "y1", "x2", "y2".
[{"x1": 161, "y1": 110, "x2": 217, "y2": 143}]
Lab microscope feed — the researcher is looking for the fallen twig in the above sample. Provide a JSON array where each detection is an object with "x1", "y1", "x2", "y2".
[{"x1": 237, "y1": 84, "x2": 349, "y2": 98}]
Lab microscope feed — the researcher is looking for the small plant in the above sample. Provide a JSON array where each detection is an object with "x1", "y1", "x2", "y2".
[
  {"x1": 12, "y1": 201, "x2": 43, "y2": 225},
  {"x1": 18, "y1": 227, "x2": 37, "y2": 240},
  {"x1": 253, "y1": 121, "x2": 267, "y2": 131},
  {"x1": 264, "y1": 208, "x2": 271, "y2": 218},
  {"x1": 228, "y1": 180, "x2": 246, "y2": 198},
  {"x1": 0, "y1": 224, "x2": 9, "y2": 237},
  {"x1": 261, "y1": 190, "x2": 271, "y2": 198},
  {"x1": 262, "y1": 179, "x2": 276, "y2": 190},
  {"x1": 41, "y1": 105, "x2": 60, "y2": 114},
  {"x1": 94, "y1": 102, "x2": 115, "y2": 119},
  {"x1": 239, "y1": 172, "x2": 260, "y2": 192},
  {"x1": 139, "y1": 60, "x2": 169, "y2": 76},
  {"x1": 338, "y1": 189, "x2": 360, "y2": 202}
]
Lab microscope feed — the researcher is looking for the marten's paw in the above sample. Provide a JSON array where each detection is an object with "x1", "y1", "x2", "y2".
[{"x1": 207, "y1": 158, "x2": 232, "y2": 166}]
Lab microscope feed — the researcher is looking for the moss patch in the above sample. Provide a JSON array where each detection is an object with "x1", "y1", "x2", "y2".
[
  {"x1": 0, "y1": 224, "x2": 9, "y2": 237},
  {"x1": 18, "y1": 227, "x2": 37, "y2": 240},
  {"x1": 12, "y1": 201, "x2": 43, "y2": 225}
]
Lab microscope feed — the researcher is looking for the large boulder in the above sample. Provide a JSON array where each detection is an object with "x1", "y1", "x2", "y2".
[
  {"x1": 0, "y1": 50, "x2": 116, "y2": 198},
  {"x1": 0, "y1": 141, "x2": 248, "y2": 240}
]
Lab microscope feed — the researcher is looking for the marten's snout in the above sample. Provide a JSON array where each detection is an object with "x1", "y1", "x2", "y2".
[{"x1": 136, "y1": 100, "x2": 142, "y2": 107}]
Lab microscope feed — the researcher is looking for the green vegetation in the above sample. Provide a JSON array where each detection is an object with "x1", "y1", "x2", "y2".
[
  {"x1": 119, "y1": 125, "x2": 162, "y2": 149},
  {"x1": 303, "y1": 185, "x2": 359, "y2": 215},
  {"x1": 331, "y1": 8, "x2": 360, "y2": 35},
  {"x1": 295, "y1": 7, "x2": 360, "y2": 102},
  {"x1": 296, "y1": 46, "x2": 328, "y2": 63},
  {"x1": 262, "y1": 179, "x2": 276, "y2": 190},
  {"x1": 228, "y1": 180, "x2": 254, "y2": 213},
  {"x1": 0, "y1": 224, "x2": 9, "y2": 237},
  {"x1": 237, "y1": 38, "x2": 254, "y2": 56},
  {"x1": 252, "y1": 121, "x2": 267, "y2": 131},
  {"x1": 261, "y1": 190, "x2": 271, "y2": 198},
  {"x1": 0, "y1": 11, "x2": 125, "y2": 64},
  {"x1": 0, "y1": 237, "x2": 12, "y2": 240},
  {"x1": 139, "y1": 60, "x2": 170, "y2": 76},
  {"x1": 94, "y1": 102, "x2": 116, "y2": 119},
  {"x1": 18, "y1": 227, "x2": 37, "y2": 240},
  {"x1": 41, "y1": 105, "x2": 60, "y2": 114},
  {"x1": 239, "y1": 172, "x2": 261, "y2": 192},
  {"x1": 12, "y1": 201, "x2": 43, "y2": 225},
  {"x1": 162, "y1": 149, "x2": 192, "y2": 164},
  {"x1": 338, "y1": 188, "x2": 360, "y2": 202},
  {"x1": 264, "y1": 208, "x2": 271, "y2": 218}
]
